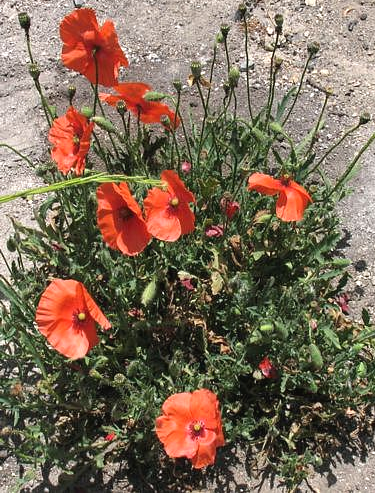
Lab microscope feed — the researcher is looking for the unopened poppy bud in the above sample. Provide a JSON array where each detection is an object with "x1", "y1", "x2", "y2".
[
  {"x1": 81, "y1": 106, "x2": 94, "y2": 118},
  {"x1": 190, "y1": 61, "x2": 202, "y2": 80},
  {"x1": 6, "y1": 236, "x2": 17, "y2": 252},
  {"x1": 92, "y1": 116, "x2": 116, "y2": 133},
  {"x1": 144, "y1": 91, "x2": 167, "y2": 102},
  {"x1": 216, "y1": 31, "x2": 224, "y2": 44},
  {"x1": 18, "y1": 12, "x2": 31, "y2": 33},
  {"x1": 160, "y1": 114, "x2": 171, "y2": 129},
  {"x1": 89, "y1": 369, "x2": 102, "y2": 379},
  {"x1": 68, "y1": 85, "x2": 76, "y2": 104},
  {"x1": 307, "y1": 41, "x2": 320, "y2": 56},
  {"x1": 274, "y1": 14, "x2": 284, "y2": 34},
  {"x1": 228, "y1": 66, "x2": 240, "y2": 88},
  {"x1": 28, "y1": 63, "x2": 40, "y2": 81},
  {"x1": 220, "y1": 24, "x2": 230, "y2": 39},
  {"x1": 359, "y1": 112, "x2": 371, "y2": 125},
  {"x1": 274, "y1": 57, "x2": 283, "y2": 70},
  {"x1": 223, "y1": 81, "x2": 231, "y2": 96},
  {"x1": 173, "y1": 79, "x2": 182, "y2": 93},
  {"x1": 116, "y1": 100, "x2": 127, "y2": 116},
  {"x1": 237, "y1": 3, "x2": 247, "y2": 20}
]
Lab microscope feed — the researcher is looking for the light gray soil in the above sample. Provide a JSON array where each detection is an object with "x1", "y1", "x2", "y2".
[{"x1": 1, "y1": 0, "x2": 375, "y2": 491}]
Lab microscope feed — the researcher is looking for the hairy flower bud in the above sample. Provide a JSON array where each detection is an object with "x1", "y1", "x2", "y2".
[
  {"x1": 220, "y1": 24, "x2": 230, "y2": 39},
  {"x1": 274, "y1": 57, "x2": 283, "y2": 70},
  {"x1": 190, "y1": 61, "x2": 202, "y2": 80},
  {"x1": 307, "y1": 41, "x2": 320, "y2": 56},
  {"x1": 359, "y1": 112, "x2": 371, "y2": 125},
  {"x1": 160, "y1": 114, "x2": 171, "y2": 129},
  {"x1": 228, "y1": 66, "x2": 240, "y2": 88},
  {"x1": 18, "y1": 12, "x2": 31, "y2": 33},
  {"x1": 237, "y1": 3, "x2": 247, "y2": 20},
  {"x1": 116, "y1": 100, "x2": 127, "y2": 116},
  {"x1": 68, "y1": 85, "x2": 76, "y2": 104},
  {"x1": 274, "y1": 14, "x2": 284, "y2": 34},
  {"x1": 81, "y1": 106, "x2": 94, "y2": 118},
  {"x1": 28, "y1": 63, "x2": 40, "y2": 81},
  {"x1": 92, "y1": 116, "x2": 116, "y2": 133},
  {"x1": 173, "y1": 79, "x2": 182, "y2": 93}
]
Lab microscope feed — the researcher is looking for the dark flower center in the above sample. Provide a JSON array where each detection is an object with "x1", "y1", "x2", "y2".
[
  {"x1": 118, "y1": 206, "x2": 134, "y2": 221},
  {"x1": 280, "y1": 174, "x2": 291, "y2": 186},
  {"x1": 188, "y1": 420, "x2": 205, "y2": 440},
  {"x1": 73, "y1": 309, "x2": 88, "y2": 329}
]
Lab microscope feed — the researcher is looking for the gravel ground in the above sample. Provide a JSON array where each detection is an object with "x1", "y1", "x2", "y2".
[{"x1": 1, "y1": 0, "x2": 375, "y2": 491}]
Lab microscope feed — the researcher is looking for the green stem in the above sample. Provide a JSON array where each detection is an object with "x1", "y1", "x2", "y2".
[
  {"x1": 265, "y1": 32, "x2": 280, "y2": 127},
  {"x1": 282, "y1": 54, "x2": 313, "y2": 126},
  {"x1": 223, "y1": 37, "x2": 231, "y2": 73},
  {"x1": 243, "y1": 16, "x2": 253, "y2": 120},
  {"x1": 0, "y1": 143, "x2": 35, "y2": 168},
  {"x1": 93, "y1": 54, "x2": 99, "y2": 116},
  {"x1": 306, "y1": 123, "x2": 360, "y2": 177},
  {"x1": 326, "y1": 130, "x2": 375, "y2": 199},
  {"x1": 306, "y1": 92, "x2": 329, "y2": 157}
]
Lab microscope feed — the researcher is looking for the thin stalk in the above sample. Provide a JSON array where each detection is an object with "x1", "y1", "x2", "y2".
[
  {"x1": 282, "y1": 53, "x2": 313, "y2": 126},
  {"x1": 307, "y1": 122, "x2": 361, "y2": 177},
  {"x1": 265, "y1": 32, "x2": 280, "y2": 127},
  {"x1": 196, "y1": 80, "x2": 209, "y2": 167},
  {"x1": 223, "y1": 37, "x2": 231, "y2": 73},
  {"x1": 243, "y1": 17, "x2": 253, "y2": 120},
  {"x1": 93, "y1": 54, "x2": 99, "y2": 116},
  {"x1": 176, "y1": 107, "x2": 193, "y2": 163},
  {"x1": 204, "y1": 43, "x2": 217, "y2": 113},
  {"x1": 306, "y1": 92, "x2": 329, "y2": 157},
  {"x1": 34, "y1": 80, "x2": 53, "y2": 126},
  {"x1": 0, "y1": 143, "x2": 35, "y2": 168},
  {"x1": 326, "y1": 130, "x2": 375, "y2": 199}
]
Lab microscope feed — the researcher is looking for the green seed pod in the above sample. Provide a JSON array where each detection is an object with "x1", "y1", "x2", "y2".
[
  {"x1": 141, "y1": 278, "x2": 158, "y2": 306},
  {"x1": 173, "y1": 79, "x2": 182, "y2": 92},
  {"x1": 92, "y1": 116, "x2": 116, "y2": 133},
  {"x1": 116, "y1": 100, "x2": 127, "y2": 116},
  {"x1": 113, "y1": 373, "x2": 126, "y2": 385},
  {"x1": 237, "y1": 4, "x2": 247, "y2": 20},
  {"x1": 274, "y1": 14, "x2": 284, "y2": 34},
  {"x1": 68, "y1": 85, "x2": 76, "y2": 104},
  {"x1": 220, "y1": 24, "x2": 230, "y2": 39},
  {"x1": 143, "y1": 91, "x2": 167, "y2": 102},
  {"x1": 6, "y1": 236, "x2": 17, "y2": 252},
  {"x1": 309, "y1": 343, "x2": 323, "y2": 371}
]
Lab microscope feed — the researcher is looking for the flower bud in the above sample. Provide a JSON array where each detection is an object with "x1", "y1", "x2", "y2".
[
  {"x1": 173, "y1": 79, "x2": 182, "y2": 93},
  {"x1": 68, "y1": 85, "x2": 76, "y2": 105},
  {"x1": 190, "y1": 61, "x2": 202, "y2": 80},
  {"x1": 160, "y1": 114, "x2": 171, "y2": 129},
  {"x1": 28, "y1": 63, "x2": 40, "y2": 81},
  {"x1": 144, "y1": 91, "x2": 167, "y2": 102},
  {"x1": 81, "y1": 106, "x2": 94, "y2": 118},
  {"x1": 307, "y1": 41, "x2": 320, "y2": 56},
  {"x1": 116, "y1": 100, "x2": 127, "y2": 116},
  {"x1": 92, "y1": 116, "x2": 116, "y2": 133},
  {"x1": 220, "y1": 24, "x2": 230, "y2": 39},
  {"x1": 359, "y1": 112, "x2": 371, "y2": 125},
  {"x1": 223, "y1": 81, "x2": 231, "y2": 97},
  {"x1": 181, "y1": 160, "x2": 192, "y2": 174},
  {"x1": 6, "y1": 236, "x2": 17, "y2": 252},
  {"x1": 18, "y1": 12, "x2": 31, "y2": 33},
  {"x1": 274, "y1": 57, "x2": 283, "y2": 70},
  {"x1": 216, "y1": 31, "x2": 224, "y2": 44},
  {"x1": 237, "y1": 3, "x2": 247, "y2": 20},
  {"x1": 228, "y1": 66, "x2": 240, "y2": 88},
  {"x1": 89, "y1": 369, "x2": 102, "y2": 379},
  {"x1": 274, "y1": 14, "x2": 284, "y2": 34}
]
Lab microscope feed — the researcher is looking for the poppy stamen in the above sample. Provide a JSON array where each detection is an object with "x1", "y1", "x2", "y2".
[
  {"x1": 188, "y1": 420, "x2": 205, "y2": 439},
  {"x1": 73, "y1": 309, "x2": 88, "y2": 327},
  {"x1": 118, "y1": 206, "x2": 134, "y2": 221},
  {"x1": 169, "y1": 196, "x2": 179, "y2": 208}
]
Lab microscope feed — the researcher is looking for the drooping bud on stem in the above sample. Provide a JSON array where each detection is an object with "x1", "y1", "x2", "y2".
[
  {"x1": 18, "y1": 12, "x2": 31, "y2": 34},
  {"x1": 359, "y1": 112, "x2": 371, "y2": 125},
  {"x1": 274, "y1": 14, "x2": 284, "y2": 34},
  {"x1": 92, "y1": 116, "x2": 117, "y2": 133},
  {"x1": 28, "y1": 63, "x2": 40, "y2": 81},
  {"x1": 228, "y1": 66, "x2": 240, "y2": 88},
  {"x1": 274, "y1": 57, "x2": 283, "y2": 71},
  {"x1": 237, "y1": 3, "x2": 247, "y2": 20},
  {"x1": 68, "y1": 85, "x2": 76, "y2": 105},
  {"x1": 223, "y1": 81, "x2": 231, "y2": 97},
  {"x1": 307, "y1": 41, "x2": 320, "y2": 56}
]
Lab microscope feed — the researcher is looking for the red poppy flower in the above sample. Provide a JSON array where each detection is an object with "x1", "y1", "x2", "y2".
[
  {"x1": 247, "y1": 173, "x2": 312, "y2": 222},
  {"x1": 259, "y1": 356, "x2": 278, "y2": 379},
  {"x1": 35, "y1": 279, "x2": 111, "y2": 360},
  {"x1": 156, "y1": 389, "x2": 225, "y2": 469},
  {"x1": 60, "y1": 8, "x2": 128, "y2": 87},
  {"x1": 100, "y1": 82, "x2": 180, "y2": 129},
  {"x1": 144, "y1": 170, "x2": 195, "y2": 242},
  {"x1": 48, "y1": 106, "x2": 94, "y2": 175},
  {"x1": 97, "y1": 182, "x2": 151, "y2": 256}
]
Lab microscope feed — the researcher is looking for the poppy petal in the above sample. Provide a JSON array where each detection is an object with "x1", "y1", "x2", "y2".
[
  {"x1": 161, "y1": 170, "x2": 195, "y2": 204},
  {"x1": 276, "y1": 186, "x2": 310, "y2": 222},
  {"x1": 190, "y1": 389, "x2": 221, "y2": 431},
  {"x1": 191, "y1": 430, "x2": 218, "y2": 469},
  {"x1": 247, "y1": 172, "x2": 283, "y2": 196},
  {"x1": 155, "y1": 415, "x2": 198, "y2": 459},
  {"x1": 79, "y1": 283, "x2": 111, "y2": 330}
]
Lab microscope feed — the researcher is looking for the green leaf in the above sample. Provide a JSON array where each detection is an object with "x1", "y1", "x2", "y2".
[
  {"x1": 276, "y1": 86, "x2": 297, "y2": 121},
  {"x1": 321, "y1": 326, "x2": 341, "y2": 349}
]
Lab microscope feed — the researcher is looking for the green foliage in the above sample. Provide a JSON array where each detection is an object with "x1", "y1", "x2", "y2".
[{"x1": 0, "y1": 9, "x2": 374, "y2": 492}]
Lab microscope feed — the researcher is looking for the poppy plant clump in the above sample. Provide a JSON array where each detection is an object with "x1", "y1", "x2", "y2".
[
  {"x1": 60, "y1": 8, "x2": 128, "y2": 87},
  {"x1": 97, "y1": 182, "x2": 151, "y2": 256},
  {"x1": 156, "y1": 389, "x2": 225, "y2": 469},
  {"x1": 35, "y1": 279, "x2": 111, "y2": 359},
  {"x1": 248, "y1": 172, "x2": 312, "y2": 222},
  {"x1": 100, "y1": 82, "x2": 180, "y2": 129},
  {"x1": 144, "y1": 170, "x2": 195, "y2": 241},
  {"x1": 48, "y1": 106, "x2": 94, "y2": 175}
]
